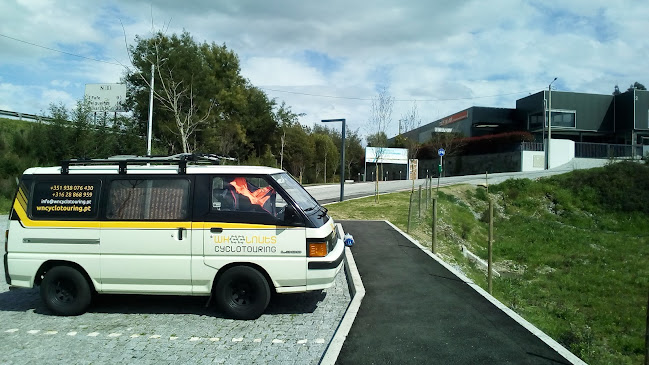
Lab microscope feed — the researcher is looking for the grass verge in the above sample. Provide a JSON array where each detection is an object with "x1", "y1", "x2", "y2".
[{"x1": 326, "y1": 170, "x2": 648, "y2": 365}]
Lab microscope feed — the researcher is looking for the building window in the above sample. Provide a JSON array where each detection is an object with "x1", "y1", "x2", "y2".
[
  {"x1": 551, "y1": 111, "x2": 576, "y2": 128},
  {"x1": 106, "y1": 179, "x2": 190, "y2": 220},
  {"x1": 529, "y1": 110, "x2": 576, "y2": 129}
]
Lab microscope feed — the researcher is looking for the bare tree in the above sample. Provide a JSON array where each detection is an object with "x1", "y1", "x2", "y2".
[
  {"x1": 399, "y1": 102, "x2": 423, "y2": 159},
  {"x1": 146, "y1": 41, "x2": 213, "y2": 153},
  {"x1": 399, "y1": 101, "x2": 421, "y2": 135},
  {"x1": 367, "y1": 86, "x2": 394, "y2": 202},
  {"x1": 124, "y1": 29, "x2": 215, "y2": 154}
]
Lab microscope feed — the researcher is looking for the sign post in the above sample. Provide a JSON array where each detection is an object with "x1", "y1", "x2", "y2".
[
  {"x1": 436, "y1": 148, "x2": 445, "y2": 193},
  {"x1": 84, "y1": 84, "x2": 126, "y2": 113}
]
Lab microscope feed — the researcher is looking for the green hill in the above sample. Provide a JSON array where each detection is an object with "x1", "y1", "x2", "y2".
[
  {"x1": 0, "y1": 115, "x2": 144, "y2": 212},
  {"x1": 327, "y1": 161, "x2": 649, "y2": 365},
  {"x1": 0, "y1": 118, "x2": 39, "y2": 212}
]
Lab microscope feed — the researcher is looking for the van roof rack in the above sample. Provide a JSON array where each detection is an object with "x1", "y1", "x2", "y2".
[{"x1": 60, "y1": 153, "x2": 237, "y2": 175}]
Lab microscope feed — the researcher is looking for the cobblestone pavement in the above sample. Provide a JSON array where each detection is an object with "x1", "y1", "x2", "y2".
[{"x1": 1, "y1": 216, "x2": 351, "y2": 365}]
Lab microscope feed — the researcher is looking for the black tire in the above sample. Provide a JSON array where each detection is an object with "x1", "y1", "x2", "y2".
[
  {"x1": 215, "y1": 266, "x2": 271, "y2": 320},
  {"x1": 40, "y1": 266, "x2": 92, "y2": 316}
]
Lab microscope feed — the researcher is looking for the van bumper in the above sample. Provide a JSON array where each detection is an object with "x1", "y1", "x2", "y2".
[{"x1": 3, "y1": 253, "x2": 10, "y2": 285}]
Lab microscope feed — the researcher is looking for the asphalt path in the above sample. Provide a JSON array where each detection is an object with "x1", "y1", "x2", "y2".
[{"x1": 336, "y1": 221, "x2": 578, "y2": 365}]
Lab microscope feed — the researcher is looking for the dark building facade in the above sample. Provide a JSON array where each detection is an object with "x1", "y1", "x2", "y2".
[{"x1": 394, "y1": 89, "x2": 649, "y2": 147}]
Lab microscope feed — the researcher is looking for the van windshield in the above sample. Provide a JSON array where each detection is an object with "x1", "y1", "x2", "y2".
[{"x1": 271, "y1": 173, "x2": 319, "y2": 212}]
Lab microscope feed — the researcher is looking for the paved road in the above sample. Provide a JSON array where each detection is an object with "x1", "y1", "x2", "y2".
[
  {"x1": 336, "y1": 221, "x2": 579, "y2": 365},
  {"x1": 0, "y1": 215, "x2": 351, "y2": 365},
  {"x1": 306, "y1": 159, "x2": 608, "y2": 203}
]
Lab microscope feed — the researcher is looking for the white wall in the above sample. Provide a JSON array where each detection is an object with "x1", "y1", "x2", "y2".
[
  {"x1": 521, "y1": 151, "x2": 545, "y2": 171},
  {"x1": 521, "y1": 139, "x2": 575, "y2": 171},
  {"x1": 548, "y1": 139, "x2": 575, "y2": 168}
]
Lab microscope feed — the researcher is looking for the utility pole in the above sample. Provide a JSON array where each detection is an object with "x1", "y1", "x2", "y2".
[
  {"x1": 147, "y1": 63, "x2": 155, "y2": 156},
  {"x1": 546, "y1": 77, "x2": 557, "y2": 169}
]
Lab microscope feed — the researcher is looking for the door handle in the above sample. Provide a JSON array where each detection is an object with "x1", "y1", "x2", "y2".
[
  {"x1": 210, "y1": 227, "x2": 223, "y2": 234},
  {"x1": 178, "y1": 228, "x2": 184, "y2": 240}
]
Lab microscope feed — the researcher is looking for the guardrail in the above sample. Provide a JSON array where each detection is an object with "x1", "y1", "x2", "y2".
[{"x1": 0, "y1": 109, "x2": 53, "y2": 122}]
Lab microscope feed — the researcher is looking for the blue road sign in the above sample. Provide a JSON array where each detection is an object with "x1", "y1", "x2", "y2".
[{"x1": 438, "y1": 148, "x2": 445, "y2": 157}]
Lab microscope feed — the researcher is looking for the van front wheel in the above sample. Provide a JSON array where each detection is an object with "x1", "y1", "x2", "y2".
[
  {"x1": 40, "y1": 266, "x2": 92, "y2": 316},
  {"x1": 215, "y1": 266, "x2": 271, "y2": 320}
]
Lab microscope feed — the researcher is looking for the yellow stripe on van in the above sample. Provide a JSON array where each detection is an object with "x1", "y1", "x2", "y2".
[
  {"x1": 101, "y1": 221, "x2": 192, "y2": 229},
  {"x1": 202, "y1": 222, "x2": 287, "y2": 229},
  {"x1": 16, "y1": 188, "x2": 27, "y2": 210},
  {"x1": 12, "y1": 201, "x2": 284, "y2": 230}
]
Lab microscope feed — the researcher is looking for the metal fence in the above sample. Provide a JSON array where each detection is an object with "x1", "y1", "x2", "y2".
[
  {"x1": 521, "y1": 141, "x2": 643, "y2": 159},
  {"x1": 520, "y1": 142, "x2": 544, "y2": 151},
  {"x1": 574, "y1": 142, "x2": 640, "y2": 159}
]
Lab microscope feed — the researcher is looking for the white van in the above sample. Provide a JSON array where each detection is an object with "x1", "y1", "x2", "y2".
[{"x1": 3, "y1": 154, "x2": 345, "y2": 319}]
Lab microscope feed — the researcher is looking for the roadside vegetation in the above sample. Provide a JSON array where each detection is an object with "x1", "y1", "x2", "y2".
[{"x1": 326, "y1": 161, "x2": 649, "y2": 365}]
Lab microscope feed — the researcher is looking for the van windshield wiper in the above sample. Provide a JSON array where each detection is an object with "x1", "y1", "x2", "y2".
[{"x1": 317, "y1": 206, "x2": 328, "y2": 218}]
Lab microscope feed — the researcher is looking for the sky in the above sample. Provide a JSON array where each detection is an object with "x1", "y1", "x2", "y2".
[{"x1": 1, "y1": 0, "x2": 648, "y2": 140}]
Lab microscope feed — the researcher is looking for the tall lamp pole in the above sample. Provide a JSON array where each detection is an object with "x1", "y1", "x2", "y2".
[
  {"x1": 321, "y1": 118, "x2": 346, "y2": 202},
  {"x1": 147, "y1": 63, "x2": 155, "y2": 156},
  {"x1": 546, "y1": 77, "x2": 557, "y2": 170}
]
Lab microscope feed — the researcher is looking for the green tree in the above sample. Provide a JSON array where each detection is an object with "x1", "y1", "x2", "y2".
[
  {"x1": 45, "y1": 103, "x2": 73, "y2": 162},
  {"x1": 627, "y1": 81, "x2": 646, "y2": 92},
  {"x1": 366, "y1": 131, "x2": 388, "y2": 147},
  {"x1": 283, "y1": 123, "x2": 315, "y2": 183},
  {"x1": 275, "y1": 102, "x2": 304, "y2": 169},
  {"x1": 343, "y1": 128, "x2": 364, "y2": 181},
  {"x1": 69, "y1": 100, "x2": 94, "y2": 158},
  {"x1": 311, "y1": 133, "x2": 339, "y2": 183},
  {"x1": 126, "y1": 31, "x2": 277, "y2": 158}
]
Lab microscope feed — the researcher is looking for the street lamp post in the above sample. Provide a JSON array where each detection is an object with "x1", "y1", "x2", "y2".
[
  {"x1": 546, "y1": 77, "x2": 557, "y2": 169},
  {"x1": 147, "y1": 63, "x2": 155, "y2": 156},
  {"x1": 321, "y1": 118, "x2": 346, "y2": 202}
]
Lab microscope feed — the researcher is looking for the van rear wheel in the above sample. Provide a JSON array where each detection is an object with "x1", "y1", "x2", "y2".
[
  {"x1": 215, "y1": 266, "x2": 270, "y2": 320},
  {"x1": 40, "y1": 266, "x2": 92, "y2": 316}
]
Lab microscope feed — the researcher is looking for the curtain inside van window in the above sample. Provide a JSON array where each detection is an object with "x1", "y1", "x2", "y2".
[{"x1": 107, "y1": 179, "x2": 190, "y2": 220}]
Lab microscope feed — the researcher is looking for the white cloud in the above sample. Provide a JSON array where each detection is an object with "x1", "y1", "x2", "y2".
[
  {"x1": 242, "y1": 57, "x2": 326, "y2": 87},
  {"x1": 0, "y1": 0, "x2": 647, "y2": 140}
]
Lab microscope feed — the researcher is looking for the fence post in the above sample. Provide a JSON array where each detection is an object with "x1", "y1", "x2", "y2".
[
  {"x1": 488, "y1": 199, "x2": 494, "y2": 294},
  {"x1": 418, "y1": 185, "x2": 422, "y2": 219},
  {"x1": 645, "y1": 289, "x2": 649, "y2": 365},
  {"x1": 431, "y1": 197, "x2": 437, "y2": 254},
  {"x1": 407, "y1": 193, "x2": 413, "y2": 233},
  {"x1": 425, "y1": 179, "x2": 429, "y2": 210}
]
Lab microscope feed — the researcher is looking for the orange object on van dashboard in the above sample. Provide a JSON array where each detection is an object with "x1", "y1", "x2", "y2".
[{"x1": 229, "y1": 177, "x2": 274, "y2": 207}]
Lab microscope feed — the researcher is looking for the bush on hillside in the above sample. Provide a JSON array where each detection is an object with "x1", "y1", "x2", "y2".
[{"x1": 493, "y1": 162, "x2": 649, "y2": 215}]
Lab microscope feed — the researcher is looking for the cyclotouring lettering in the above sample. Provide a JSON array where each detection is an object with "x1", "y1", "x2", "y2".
[
  {"x1": 214, "y1": 246, "x2": 277, "y2": 253},
  {"x1": 212, "y1": 235, "x2": 277, "y2": 244}
]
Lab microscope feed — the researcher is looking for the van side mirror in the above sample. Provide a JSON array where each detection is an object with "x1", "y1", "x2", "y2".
[{"x1": 283, "y1": 205, "x2": 304, "y2": 226}]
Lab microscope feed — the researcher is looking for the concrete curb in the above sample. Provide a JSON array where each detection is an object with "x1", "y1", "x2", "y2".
[
  {"x1": 383, "y1": 220, "x2": 588, "y2": 365},
  {"x1": 320, "y1": 247, "x2": 365, "y2": 365}
]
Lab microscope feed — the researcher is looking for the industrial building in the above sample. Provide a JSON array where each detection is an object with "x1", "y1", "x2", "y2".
[{"x1": 397, "y1": 88, "x2": 649, "y2": 148}]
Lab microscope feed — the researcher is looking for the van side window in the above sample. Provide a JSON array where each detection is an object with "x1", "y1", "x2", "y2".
[
  {"x1": 31, "y1": 180, "x2": 101, "y2": 219},
  {"x1": 211, "y1": 176, "x2": 287, "y2": 220},
  {"x1": 106, "y1": 179, "x2": 190, "y2": 220}
]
